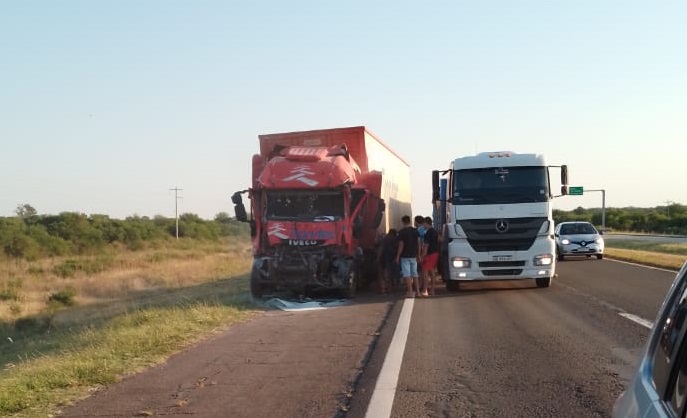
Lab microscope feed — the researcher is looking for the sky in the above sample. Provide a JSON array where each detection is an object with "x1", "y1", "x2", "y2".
[{"x1": 1, "y1": 1, "x2": 686, "y2": 220}]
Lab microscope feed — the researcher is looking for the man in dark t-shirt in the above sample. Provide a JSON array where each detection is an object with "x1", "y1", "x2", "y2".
[
  {"x1": 396, "y1": 215, "x2": 420, "y2": 298},
  {"x1": 421, "y1": 216, "x2": 439, "y2": 296}
]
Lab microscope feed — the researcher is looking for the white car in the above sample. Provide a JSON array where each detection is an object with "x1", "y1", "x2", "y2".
[
  {"x1": 555, "y1": 221, "x2": 604, "y2": 260},
  {"x1": 613, "y1": 261, "x2": 687, "y2": 417}
]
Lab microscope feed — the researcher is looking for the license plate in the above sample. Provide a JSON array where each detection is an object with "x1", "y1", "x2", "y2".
[{"x1": 492, "y1": 255, "x2": 512, "y2": 262}]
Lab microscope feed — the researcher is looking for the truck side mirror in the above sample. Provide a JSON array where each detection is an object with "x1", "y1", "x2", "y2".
[
  {"x1": 561, "y1": 185, "x2": 568, "y2": 196},
  {"x1": 232, "y1": 192, "x2": 249, "y2": 223},
  {"x1": 561, "y1": 165, "x2": 568, "y2": 186},
  {"x1": 432, "y1": 170, "x2": 440, "y2": 202},
  {"x1": 234, "y1": 203, "x2": 248, "y2": 223}
]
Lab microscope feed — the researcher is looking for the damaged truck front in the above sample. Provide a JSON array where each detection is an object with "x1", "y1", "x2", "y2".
[{"x1": 233, "y1": 126, "x2": 411, "y2": 299}]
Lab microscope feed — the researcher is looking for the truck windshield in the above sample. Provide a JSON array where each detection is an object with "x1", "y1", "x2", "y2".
[
  {"x1": 265, "y1": 191, "x2": 344, "y2": 220},
  {"x1": 452, "y1": 166, "x2": 549, "y2": 205}
]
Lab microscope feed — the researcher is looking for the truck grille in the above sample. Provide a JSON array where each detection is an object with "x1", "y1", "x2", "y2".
[
  {"x1": 459, "y1": 217, "x2": 547, "y2": 252},
  {"x1": 478, "y1": 261, "x2": 526, "y2": 268},
  {"x1": 273, "y1": 246, "x2": 328, "y2": 270},
  {"x1": 482, "y1": 269, "x2": 523, "y2": 276}
]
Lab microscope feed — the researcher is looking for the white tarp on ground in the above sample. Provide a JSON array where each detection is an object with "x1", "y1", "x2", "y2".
[{"x1": 263, "y1": 298, "x2": 348, "y2": 311}]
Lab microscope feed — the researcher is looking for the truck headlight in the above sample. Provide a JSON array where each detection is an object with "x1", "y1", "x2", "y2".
[
  {"x1": 534, "y1": 254, "x2": 553, "y2": 266},
  {"x1": 452, "y1": 257, "x2": 471, "y2": 268}
]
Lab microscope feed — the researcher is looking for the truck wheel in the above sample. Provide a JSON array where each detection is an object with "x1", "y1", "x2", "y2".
[
  {"x1": 446, "y1": 280, "x2": 460, "y2": 292},
  {"x1": 596, "y1": 254, "x2": 603, "y2": 260},
  {"x1": 557, "y1": 253, "x2": 564, "y2": 261},
  {"x1": 250, "y1": 267, "x2": 263, "y2": 299},
  {"x1": 536, "y1": 276, "x2": 552, "y2": 288}
]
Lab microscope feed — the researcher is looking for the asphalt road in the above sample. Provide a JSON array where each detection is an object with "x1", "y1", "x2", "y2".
[
  {"x1": 348, "y1": 258, "x2": 677, "y2": 418},
  {"x1": 60, "y1": 259, "x2": 678, "y2": 418}
]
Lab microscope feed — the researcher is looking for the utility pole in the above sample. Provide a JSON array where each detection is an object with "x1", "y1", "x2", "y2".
[{"x1": 169, "y1": 187, "x2": 183, "y2": 239}]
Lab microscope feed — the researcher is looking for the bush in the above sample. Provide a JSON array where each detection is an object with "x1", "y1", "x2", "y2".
[
  {"x1": 0, "y1": 278, "x2": 22, "y2": 301},
  {"x1": 47, "y1": 289, "x2": 76, "y2": 307},
  {"x1": 0, "y1": 288, "x2": 19, "y2": 302},
  {"x1": 52, "y1": 256, "x2": 115, "y2": 278},
  {"x1": 3, "y1": 234, "x2": 40, "y2": 260},
  {"x1": 0, "y1": 210, "x2": 237, "y2": 263},
  {"x1": 27, "y1": 265, "x2": 44, "y2": 275},
  {"x1": 53, "y1": 260, "x2": 79, "y2": 278}
]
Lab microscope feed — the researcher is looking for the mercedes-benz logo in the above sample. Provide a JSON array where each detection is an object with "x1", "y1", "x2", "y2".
[{"x1": 495, "y1": 219, "x2": 509, "y2": 233}]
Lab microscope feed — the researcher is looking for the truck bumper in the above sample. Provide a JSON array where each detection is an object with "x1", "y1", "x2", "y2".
[
  {"x1": 445, "y1": 238, "x2": 556, "y2": 282},
  {"x1": 447, "y1": 265, "x2": 555, "y2": 281}
]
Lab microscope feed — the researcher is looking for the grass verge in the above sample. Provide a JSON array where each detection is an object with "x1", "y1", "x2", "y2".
[
  {"x1": 0, "y1": 238, "x2": 256, "y2": 418},
  {"x1": 605, "y1": 239, "x2": 687, "y2": 271},
  {"x1": 605, "y1": 248, "x2": 685, "y2": 271}
]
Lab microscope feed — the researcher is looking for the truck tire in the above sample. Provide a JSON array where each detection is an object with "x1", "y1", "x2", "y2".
[
  {"x1": 446, "y1": 280, "x2": 461, "y2": 292},
  {"x1": 536, "y1": 276, "x2": 552, "y2": 288},
  {"x1": 596, "y1": 254, "x2": 603, "y2": 260}
]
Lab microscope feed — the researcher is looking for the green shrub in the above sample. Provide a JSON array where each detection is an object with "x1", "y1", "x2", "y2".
[
  {"x1": 27, "y1": 265, "x2": 45, "y2": 275},
  {"x1": 0, "y1": 278, "x2": 22, "y2": 301},
  {"x1": 79, "y1": 255, "x2": 115, "y2": 274},
  {"x1": 47, "y1": 289, "x2": 76, "y2": 307},
  {"x1": 3, "y1": 234, "x2": 40, "y2": 260},
  {"x1": 53, "y1": 260, "x2": 79, "y2": 278},
  {"x1": 0, "y1": 288, "x2": 19, "y2": 301}
]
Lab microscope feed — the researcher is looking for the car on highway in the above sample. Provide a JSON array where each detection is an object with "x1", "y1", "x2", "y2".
[
  {"x1": 554, "y1": 221, "x2": 604, "y2": 260},
  {"x1": 613, "y1": 260, "x2": 687, "y2": 417}
]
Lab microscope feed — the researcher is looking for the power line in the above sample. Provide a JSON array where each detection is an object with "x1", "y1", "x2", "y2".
[{"x1": 169, "y1": 187, "x2": 183, "y2": 239}]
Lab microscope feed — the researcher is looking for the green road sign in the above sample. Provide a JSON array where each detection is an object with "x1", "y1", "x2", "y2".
[{"x1": 569, "y1": 186, "x2": 584, "y2": 195}]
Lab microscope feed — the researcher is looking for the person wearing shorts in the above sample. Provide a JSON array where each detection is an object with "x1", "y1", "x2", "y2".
[
  {"x1": 421, "y1": 216, "x2": 439, "y2": 296},
  {"x1": 396, "y1": 215, "x2": 420, "y2": 298}
]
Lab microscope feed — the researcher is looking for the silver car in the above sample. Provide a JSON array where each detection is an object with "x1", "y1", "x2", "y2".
[
  {"x1": 613, "y1": 261, "x2": 687, "y2": 417},
  {"x1": 555, "y1": 221, "x2": 604, "y2": 260}
]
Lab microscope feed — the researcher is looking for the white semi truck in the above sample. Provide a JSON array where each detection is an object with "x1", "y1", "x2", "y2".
[{"x1": 432, "y1": 151, "x2": 568, "y2": 290}]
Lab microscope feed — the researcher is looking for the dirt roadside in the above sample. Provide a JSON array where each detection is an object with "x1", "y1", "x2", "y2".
[{"x1": 58, "y1": 295, "x2": 394, "y2": 418}]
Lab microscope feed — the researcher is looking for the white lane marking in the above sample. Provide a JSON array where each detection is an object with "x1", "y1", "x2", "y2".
[
  {"x1": 559, "y1": 283, "x2": 655, "y2": 330},
  {"x1": 607, "y1": 257, "x2": 679, "y2": 273},
  {"x1": 365, "y1": 298, "x2": 415, "y2": 418},
  {"x1": 619, "y1": 313, "x2": 653, "y2": 329}
]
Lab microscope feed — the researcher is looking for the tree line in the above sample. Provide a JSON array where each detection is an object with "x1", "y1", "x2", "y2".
[
  {"x1": 554, "y1": 203, "x2": 687, "y2": 234},
  {"x1": 4, "y1": 202, "x2": 686, "y2": 261},
  {"x1": 1, "y1": 204, "x2": 249, "y2": 261}
]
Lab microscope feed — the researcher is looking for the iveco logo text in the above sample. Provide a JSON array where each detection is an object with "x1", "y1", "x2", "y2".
[
  {"x1": 287, "y1": 240, "x2": 320, "y2": 246},
  {"x1": 495, "y1": 219, "x2": 509, "y2": 233}
]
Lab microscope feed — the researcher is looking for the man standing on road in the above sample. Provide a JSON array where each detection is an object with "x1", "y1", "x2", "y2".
[
  {"x1": 414, "y1": 215, "x2": 426, "y2": 276},
  {"x1": 421, "y1": 216, "x2": 439, "y2": 296},
  {"x1": 396, "y1": 215, "x2": 420, "y2": 298}
]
